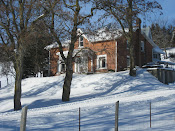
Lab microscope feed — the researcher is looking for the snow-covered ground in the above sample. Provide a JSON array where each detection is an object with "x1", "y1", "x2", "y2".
[
  {"x1": 0, "y1": 69, "x2": 175, "y2": 131},
  {"x1": 0, "y1": 63, "x2": 15, "y2": 88},
  {"x1": 161, "y1": 47, "x2": 175, "y2": 62}
]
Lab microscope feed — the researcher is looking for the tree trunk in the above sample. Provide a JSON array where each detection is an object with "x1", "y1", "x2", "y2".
[
  {"x1": 62, "y1": 59, "x2": 73, "y2": 101},
  {"x1": 14, "y1": 46, "x2": 23, "y2": 111},
  {"x1": 128, "y1": 0, "x2": 136, "y2": 76},
  {"x1": 14, "y1": 71, "x2": 22, "y2": 110},
  {"x1": 61, "y1": 0, "x2": 80, "y2": 101},
  {"x1": 129, "y1": 39, "x2": 136, "y2": 76},
  {"x1": 6, "y1": 76, "x2": 8, "y2": 85}
]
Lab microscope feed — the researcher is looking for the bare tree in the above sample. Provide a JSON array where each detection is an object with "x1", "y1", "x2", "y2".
[
  {"x1": 44, "y1": 0, "x2": 96, "y2": 101},
  {"x1": 0, "y1": 61, "x2": 15, "y2": 85},
  {"x1": 151, "y1": 19, "x2": 173, "y2": 58},
  {"x1": 0, "y1": 0, "x2": 49, "y2": 110},
  {"x1": 94, "y1": 0, "x2": 162, "y2": 76}
]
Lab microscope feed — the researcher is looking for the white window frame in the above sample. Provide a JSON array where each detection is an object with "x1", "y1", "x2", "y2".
[
  {"x1": 79, "y1": 36, "x2": 84, "y2": 47},
  {"x1": 58, "y1": 61, "x2": 66, "y2": 72},
  {"x1": 126, "y1": 40, "x2": 129, "y2": 49},
  {"x1": 74, "y1": 62, "x2": 80, "y2": 73},
  {"x1": 127, "y1": 55, "x2": 130, "y2": 67},
  {"x1": 97, "y1": 54, "x2": 107, "y2": 70},
  {"x1": 140, "y1": 41, "x2": 144, "y2": 52}
]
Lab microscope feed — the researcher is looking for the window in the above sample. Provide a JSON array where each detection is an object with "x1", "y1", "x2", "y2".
[
  {"x1": 100, "y1": 57, "x2": 106, "y2": 68},
  {"x1": 79, "y1": 36, "x2": 84, "y2": 47},
  {"x1": 127, "y1": 40, "x2": 129, "y2": 49},
  {"x1": 140, "y1": 41, "x2": 144, "y2": 52},
  {"x1": 61, "y1": 63, "x2": 66, "y2": 72},
  {"x1": 58, "y1": 61, "x2": 66, "y2": 73},
  {"x1": 97, "y1": 55, "x2": 107, "y2": 69},
  {"x1": 127, "y1": 56, "x2": 130, "y2": 67},
  {"x1": 153, "y1": 53, "x2": 158, "y2": 59}
]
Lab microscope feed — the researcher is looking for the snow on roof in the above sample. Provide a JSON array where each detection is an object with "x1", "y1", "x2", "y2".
[
  {"x1": 153, "y1": 46, "x2": 165, "y2": 54},
  {"x1": 83, "y1": 27, "x2": 137, "y2": 43},
  {"x1": 44, "y1": 42, "x2": 58, "y2": 50},
  {"x1": 45, "y1": 26, "x2": 164, "y2": 54},
  {"x1": 85, "y1": 28, "x2": 123, "y2": 42},
  {"x1": 45, "y1": 40, "x2": 70, "y2": 50}
]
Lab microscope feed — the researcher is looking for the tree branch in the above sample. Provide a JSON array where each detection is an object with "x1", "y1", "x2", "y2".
[
  {"x1": 25, "y1": 0, "x2": 33, "y2": 29},
  {"x1": 63, "y1": 0, "x2": 76, "y2": 12},
  {"x1": 19, "y1": 0, "x2": 25, "y2": 30},
  {"x1": 10, "y1": 0, "x2": 19, "y2": 32},
  {"x1": 51, "y1": 30, "x2": 66, "y2": 61},
  {"x1": 109, "y1": 8, "x2": 128, "y2": 38},
  {"x1": 77, "y1": 7, "x2": 96, "y2": 25}
]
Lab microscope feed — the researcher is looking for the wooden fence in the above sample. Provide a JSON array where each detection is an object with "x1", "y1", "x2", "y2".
[{"x1": 147, "y1": 68, "x2": 175, "y2": 84}]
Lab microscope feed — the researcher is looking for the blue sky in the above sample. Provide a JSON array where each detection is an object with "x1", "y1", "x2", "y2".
[
  {"x1": 88, "y1": 0, "x2": 175, "y2": 28},
  {"x1": 161, "y1": 0, "x2": 175, "y2": 19},
  {"x1": 145, "y1": 0, "x2": 175, "y2": 26}
]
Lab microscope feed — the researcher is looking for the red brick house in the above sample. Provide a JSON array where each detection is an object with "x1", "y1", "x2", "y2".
[{"x1": 46, "y1": 23, "x2": 164, "y2": 76}]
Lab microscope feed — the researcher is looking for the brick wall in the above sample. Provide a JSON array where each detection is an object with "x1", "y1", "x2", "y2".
[
  {"x1": 134, "y1": 29, "x2": 153, "y2": 66},
  {"x1": 50, "y1": 47, "x2": 68, "y2": 76},
  {"x1": 116, "y1": 37, "x2": 129, "y2": 71},
  {"x1": 49, "y1": 29, "x2": 154, "y2": 75}
]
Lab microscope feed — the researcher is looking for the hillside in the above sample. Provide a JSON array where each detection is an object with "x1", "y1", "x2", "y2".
[{"x1": 0, "y1": 69, "x2": 175, "y2": 130}]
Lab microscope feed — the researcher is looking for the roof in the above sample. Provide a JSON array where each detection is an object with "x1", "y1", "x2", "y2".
[
  {"x1": 81, "y1": 28, "x2": 123, "y2": 43},
  {"x1": 56, "y1": 48, "x2": 95, "y2": 58},
  {"x1": 141, "y1": 27, "x2": 164, "y2": 54},
  {"x1": 44, "y1": 42, "x2": 58, "y2": 50},
  {"x1": 45, "y1": 26, "x2": 164, "y2": 54},
  {"x1": 45, "y1": 40, "x2": 70, "y2": 50}
]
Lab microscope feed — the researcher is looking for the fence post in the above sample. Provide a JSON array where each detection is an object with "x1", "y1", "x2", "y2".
[
  {"x1": 20, "y1": 106, "x2": 28, "y2": 131},
  {"x1": 150, "y1": 102, "x2": 151, "y2": 128},
  {"x1": 115, "y1": 101, "x2": 119, "y2": 131},
  {"x1": 162, "y1": 69, "x2": 165, "y2": 84},
  {"x1": 79, "y1": 107, "x2": 80, "y2": 131}
]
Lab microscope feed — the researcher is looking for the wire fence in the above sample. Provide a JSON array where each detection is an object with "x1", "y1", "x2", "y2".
[{"x1": 0, "y1": 100, "x2": 175, "y2": 131}]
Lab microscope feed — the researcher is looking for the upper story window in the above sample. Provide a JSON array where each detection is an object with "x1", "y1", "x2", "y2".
[
  {"x1": 127, "y1": 56, "x2": 130, "y2": 67},
  {"x1": 126, "y1": 40, "x2": 129, "y2": 49},
  {"x1": 140, "y1": 41, "x2": 144, "y2": 52},
  {"x1": 79, "y1": 36, "x2": 84, "y2": 47}
]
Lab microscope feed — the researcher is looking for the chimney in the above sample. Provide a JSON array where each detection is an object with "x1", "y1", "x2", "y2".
[{"x1": 135, "y1": 18, "x2": 141, "y2": 29}]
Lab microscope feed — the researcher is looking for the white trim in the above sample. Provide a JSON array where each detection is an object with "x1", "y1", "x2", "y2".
[
  {"x1": 91, "y1": 59, "x2": 93, "y2": 72},
  {"x1": 97, "y1": 54, "x2": 107, "y2": 70},
  {"x1": 126, "y1": 40, "x2": 129, "y2": 50},
  {"x1": 56, "y1": 51, "x2": 68, "y2": 58},
  {"x1": 75, "y1": 62, "x2": 80, "y2": 73},
  {"x1": 58, "y1": 61, "x2": 66, "y2": 73},
  {"x1": 57, "y1": 60, "x2": 60, "y2": 73},
  {"x1": 75, "y1": 62, "x2": 77, "y2": 73},
  {"x1": 79, "y1": 36, "x2": 84, "y2": 48},
  {"x1": 127, "y1": 55, "x2": 130, "y2": 67},
  {"x1": 140, "y1": 41, "x2": 145, "y2": 52},
  {"x1": 115, "y1": 41, "x2": 118, "y2": 72}
]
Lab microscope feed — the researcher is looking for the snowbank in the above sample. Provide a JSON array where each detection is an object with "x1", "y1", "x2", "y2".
[{"x1": 0, "y1": 69, "x2": 175, "y2": 130}]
